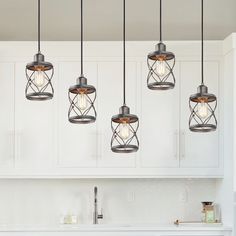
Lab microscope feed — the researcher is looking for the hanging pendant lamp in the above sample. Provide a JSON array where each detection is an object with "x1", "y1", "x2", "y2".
[
  {"x1": 25, "y1": 0, "x2": 54, "y2": 101},
  {"x1": 147, "y1": 0, "x2": 175, "y2": 90},
  {"x1": 68, "y1": 0, "x2": 97, "y2": 124},
  {"x1": 110, "y1": 0, "x2": 139, "y2": 153},
  {"x1": 189, "y1": 0, "x2": 217, "y2": 132}
]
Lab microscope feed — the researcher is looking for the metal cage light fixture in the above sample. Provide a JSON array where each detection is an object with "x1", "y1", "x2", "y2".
[
  {"x1": 25, "y1": 0, "x2": 54, "y2": 101},
  {"x1": 189, "y1": 0, "x2": 217, "y2": 132},
  {"x1": 147, "y1": 0, "x2": 175, "y2": 90},
  {"x1": 68, "y1": 0, "x2": 97, "y2": 124},
  {"x1": 111, "y1": 0, "x2": 139, "y2": 154}
]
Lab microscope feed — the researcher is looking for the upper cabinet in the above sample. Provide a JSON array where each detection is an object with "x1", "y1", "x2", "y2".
[
  {"x1": 0, "y1": 63, "x2": 15, "y2": 168},
  {"x1": 139, "y1": 62, "x2": 180, "y2": 168},
  {"x1": 179, "y1": 61, "x2": 219, "y2": 168},
  {"x1": 14, "y1": 62, "x2": 56, "y2": 170},
  {"x1": 97, "y1": 61, "x2": 137, "y2": 168},
  {"x1": 0, "y1": 42, "x2": 224, "y2": 178},
  {"x1": 56, "y1": 62, "x2": 97, "y2": 168}
]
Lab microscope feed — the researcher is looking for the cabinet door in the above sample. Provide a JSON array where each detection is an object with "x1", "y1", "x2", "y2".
[
  {"x1": 14, "y1": 62, "x2": 55, "y2": 169},
  {"x1": 139, "y1": 62, "x2": 180, "y2": 168},
  {"x1": 180, "y1": 61, "x2": 219, "y2": 168},
  {"x1": 0, "y1": 63, "x2": 15, "y2": 167},
  {"x1": 57, "y1": 62, "x2": 97, "y2": 167},
  {"x1": 97, "y1": 61, "x2": 137, "y2": 167}
]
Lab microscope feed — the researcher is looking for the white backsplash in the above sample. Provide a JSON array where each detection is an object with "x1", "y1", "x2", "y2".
[{"x1": 0, "y1": 179, "x2": 218, "y2": 226}]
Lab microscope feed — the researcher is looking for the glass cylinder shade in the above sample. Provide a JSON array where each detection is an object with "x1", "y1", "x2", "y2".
[
  {"x1": 147, "y1": 42, "x2": 175, "y2": 90},
  {"x1": 111, "y1": 105, "x2": 139, "y2": 153},
  {"x1": 189, "y1": 85, "x2": 217, "y2": 132},
  {"x1": 68, "y1": 76, "x2": 97, "y2": 124},
  {"x1": 25, "y1": 53, "x2": 54, "y2": 101}
]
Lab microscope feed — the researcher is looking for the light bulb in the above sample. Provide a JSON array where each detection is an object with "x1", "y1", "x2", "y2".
[
  {"x1": 34, "y1": 70, "x2": 46, "y2": 88},
  {"x1": 119, "y1": 122, "x2": 130, "y2": 140},
  {"x1": 197, "y1": 101, "x2": 208, "y2": 119},
  {"x1": 156, "y1": 60, "x2": 166, "y2": 77},
  {"x1": 77, "y1": 93, "x2": 87, "y2": 111}
]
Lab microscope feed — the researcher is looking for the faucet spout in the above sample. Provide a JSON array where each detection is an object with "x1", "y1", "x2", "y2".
[{"x1": 93, "y1": 186, "x2": 103, "y2": 224}]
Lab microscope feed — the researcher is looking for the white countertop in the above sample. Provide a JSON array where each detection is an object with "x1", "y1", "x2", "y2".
[{"x1": 0, "y1": 224, "x2": 231, "y2": 232}]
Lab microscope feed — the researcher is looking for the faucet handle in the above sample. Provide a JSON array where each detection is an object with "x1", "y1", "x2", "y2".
[{"x1": 98, "y1": 208, "x2": 103, "y2": 219}]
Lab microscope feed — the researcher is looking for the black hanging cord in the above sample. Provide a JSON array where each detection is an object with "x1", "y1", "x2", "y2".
[
  {"x1": 160, "y1": 0, "x2": 162, "y2": 42},
  {"x1": 201, "y1": 0, "x2": 204, "y2": 84},
  {"x1": 81, "y1": 0, "x2": 84, "y2": 76},
  {"x1": 38, "y1": 0, "x2": 41, "y2": 53},
  {"x1": 123, "y1": 0, "x2": 126, "y2": 105}
]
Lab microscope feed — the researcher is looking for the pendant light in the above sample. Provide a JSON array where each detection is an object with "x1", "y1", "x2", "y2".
[
  {"x1": 189, "y1": 0, "x2": 217, "y2": 132},
  {"x1": 147, "y1": 0, "x2": 175, "y2": 90},
  {"x1": 68, "y1": 0, "x2": 97, "y2": 124},
  {"x1": 110, "y1": 0, "x2": 139, "y2": 153},
  {"x1": 25, "y1": 0, "x2": 54, "y2": 101}
]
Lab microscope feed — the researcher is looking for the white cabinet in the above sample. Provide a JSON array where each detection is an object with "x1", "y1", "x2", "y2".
[
  {"x1": 0, "y1": 42, "x2": 224, "y2": 177},
  {"x1": 139, "y1": 62, "x2": 180, "y2": 168},
  {"x1": 56, "y1": 62, "x2": 97, "y2": 167},
  {"x1": 97, "y1": 61, "x2": 137, "y2": 167},
  {"x1": 138, "y1": 60, "x2": 220, "y2": 172},
  {"x1": 0, "y1": 63, "x2": 15, "y2": 168},
  {"x1": 179, "y1": 61, "x2": 219, "y2": 168},
  {"x1": 14, "y1": 62, "x2": 55, "y2": 169}
]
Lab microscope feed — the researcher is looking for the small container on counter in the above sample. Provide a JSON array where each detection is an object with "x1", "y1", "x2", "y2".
[
  {"x1": 60, "y1": 212, "x2": 78, "y2": 224},
  {"x1": 201, "y1": 201, "x2": 220, "y2": 223}
]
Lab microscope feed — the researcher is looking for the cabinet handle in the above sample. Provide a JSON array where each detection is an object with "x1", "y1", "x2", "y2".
[
  {"x1": 180, "y1": 131, "x2": 185, "y2": 159},
  {"x1": 9, "y1": 130, "x2": 14, "y2": 159},
  {"x1": 173, "y1": 130, "x2": 178, "y2": 159},
  {"x1": 15, "y1": 131, "x2": 22, "y2": 162},
  {"x1": 89, "y1": 132, "x2": 98, "y2": 160},
  {"x1": 97, "y1": 132, "x2": 103, "y2": 160}
]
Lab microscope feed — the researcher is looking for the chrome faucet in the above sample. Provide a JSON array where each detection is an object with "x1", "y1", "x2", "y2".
[{"x1": 93, "y1": 186, "x2": 103, "y2": 224}]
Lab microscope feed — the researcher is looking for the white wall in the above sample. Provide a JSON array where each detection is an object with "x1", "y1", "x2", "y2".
[
  {"x1": 0, "y1": 179, "x2": 218, "y2": 226},
  {"x1": 222, "y1": 33, "x2": 236, "y2": 235}
]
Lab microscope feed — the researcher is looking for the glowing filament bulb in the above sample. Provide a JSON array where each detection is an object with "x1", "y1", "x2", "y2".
[
  {"x1": 156, "y1": 60, "x2": 166, "y2": 77},
  {"x1": 77, "y1": 93, "x2": 87, "y2": 111},
  {"x1": 197, "y1": 101, "x2": 208, "y2": 119},
  {"x1": 34, "y1": 70, "x2": 46, "y2": 88},
  {"x1": 119, "y1": 122, "x2": 130, "y2": 140}
]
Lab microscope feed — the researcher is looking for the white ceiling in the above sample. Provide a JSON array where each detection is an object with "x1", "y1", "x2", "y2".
[{"x1": 0, "y1": 0, "x2": 235, "y2": 41}]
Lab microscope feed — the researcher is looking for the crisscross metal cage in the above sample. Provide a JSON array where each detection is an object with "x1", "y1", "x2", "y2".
[
  {"x1": 25, "y1": 53, "x2": 54, "y2": 101},
  {"x1": 68, "y1": 76, "x2": 97, "y2": 124},
  {"x1": 189, "y1": 85, "x2": 217, "y2": 132},
  {"x1": 147, "y1": 43, "x2": 175, "y2": 90},
  {"x1": 111, "y1": 106, "x2": 139, "y2": 153}
]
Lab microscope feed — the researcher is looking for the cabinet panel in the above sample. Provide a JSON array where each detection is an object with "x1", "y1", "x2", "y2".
[
  {"x1": 57, "y1": 62, "x2": 97, "y2": 167},
  {"x1": 139, "y1": 62, "x2": 180, "y2": 168},
  {"x1": 97, "y1": 61, "x2": 137, "y2": 167},
  {"x1": 0, "y1": 63, "x2": 15, "y2": 167},
  {"x1": 180, "y1": 61, "x2": 219, "y2": 168},
  {"x1": 14, "y1": 63, "x2": 55, "y2": 169}
]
